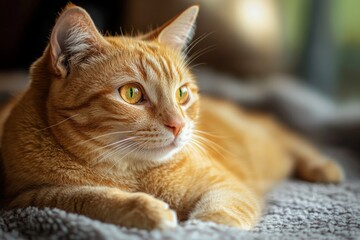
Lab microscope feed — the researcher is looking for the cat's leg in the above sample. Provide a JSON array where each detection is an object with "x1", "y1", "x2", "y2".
[
  {"x1": 8, "y1": 186, "x2": 177, "y2": 230},
  {"x1": 291, "y1": 141, "x2": 344, "y2": 183},
  {"x1": 258, "y1": 117, "x2": 344, "y2": 183},
  {"x1": 278, "y1": 129, "x2": 344, "y2": 183},
  {"x1": 188, "y1": 182, "x2": 262, "y2": 229}
]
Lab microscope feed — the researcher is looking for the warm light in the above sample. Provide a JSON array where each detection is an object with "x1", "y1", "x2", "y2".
[
  {"x1": 200, "y1": 0, "x2": 280, "y2": 53},
  {"x1": 241, "y1": 0, "x2": 268, "y2": 27},
  {"x1": 235, "y1": 0, "x2": 279, "y2": 49}
]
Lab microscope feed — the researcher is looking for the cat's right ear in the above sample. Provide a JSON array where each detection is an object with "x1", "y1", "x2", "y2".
[
  {"x1": 141, "y1": 6, "x2": 199, "y2": 52},
  {"x1": 50, "y1": 4, "x2": 108, "y2": 77}
]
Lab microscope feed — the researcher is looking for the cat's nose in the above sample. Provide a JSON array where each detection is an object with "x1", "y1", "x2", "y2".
[{"x1": 164, "y1": 119, "x2": 185, "y2": 137}]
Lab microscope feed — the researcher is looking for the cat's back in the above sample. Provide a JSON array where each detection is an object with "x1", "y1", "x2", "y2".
[
  {"x1": 0, "y1": 93, "x2": 24, "y2": 204},
  {"x1": 197, "y1": 96, "x2": 292, "y2": 193},
  {"x1": 198, "y1": 96, "x2": 278, "y2": 144},
  {"x1": 0, "y1": 94, "x2": 23, "y2": 146}
]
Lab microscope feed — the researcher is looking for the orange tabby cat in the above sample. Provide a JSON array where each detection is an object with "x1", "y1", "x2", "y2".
[{"x1": 0, "y1": 4, "x2": 343, "y2": 230}]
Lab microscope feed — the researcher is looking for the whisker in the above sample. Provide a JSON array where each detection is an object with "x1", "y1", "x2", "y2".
[
  {"x1": 98, "y1": 141, "x2": 146, "y2": 183},
  {"x1": 189, "y1": 62, "x2": 206, "y2": 71},
  {"x1": 36, "y1": 114, "x2": 79, "y2": 132},
  {"x1": 193, "y1": 134, "x2": 235, "y2": 158},
  {"x1": 192, "y1": 138, "x2": 221, "y2": 160},
  {"x1": 184, "y1": 31, "x2": 215, "y2": 56},
  {"x1": 95, "y1": 141, "x2": 138, "y2": 165},
  {"x1": 91, "y1": 137, "x2": 138, "y2": 162},
  {"x1": 190, "y1": 139, "x2": 208, "y2": 156},
  {"x1": 92, "y1": 140, "x2": 140, "y2": 167},
  {"x1": 134, "y1": 137, "x2": 171, "y2": 141},
  {"x1": 193, "y1": 129, "x2": 229, "y2": 139},
  {"x1": 186, "y1": 45, "x2": 217, "y2": 67},
  {"x1": 67, "y1": 130, "x2": 135, "y2": 149}
]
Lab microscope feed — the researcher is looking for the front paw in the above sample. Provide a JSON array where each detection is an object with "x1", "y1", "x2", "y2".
[{"x1": 117, "y1": 193, "x2": 178, "y2": 230}]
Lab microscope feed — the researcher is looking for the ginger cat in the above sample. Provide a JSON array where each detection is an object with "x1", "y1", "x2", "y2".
[{"x1": 0, "y1": 4, "x2": 343, "y2": 230}]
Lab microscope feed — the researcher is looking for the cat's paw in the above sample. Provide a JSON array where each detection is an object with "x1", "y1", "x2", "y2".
[
  {"x1": 308, "y1": 160, "x2": 344, "y2": 183},
  {"x1": 119, "y1": 193, "x2": 177, "y2": 230}
]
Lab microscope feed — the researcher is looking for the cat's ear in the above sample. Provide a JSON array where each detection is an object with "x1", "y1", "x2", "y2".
[
  {"x1": 49, "y1": 4, "x2": 108, "y2": 77},
  {"x1": 142, "y1": 5, "x2": 199, "y2": 52}
]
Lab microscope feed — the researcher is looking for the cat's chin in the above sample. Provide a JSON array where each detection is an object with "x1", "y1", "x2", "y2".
[
  {"x1": 143, "y1": 143, "x2": 179, "y2": 160},
  {"x1": 131, "y1": 142, "x2": 185, "y2": 163}
]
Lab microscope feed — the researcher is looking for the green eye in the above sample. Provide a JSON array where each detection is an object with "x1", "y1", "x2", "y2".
[
  {"x1": 119, "y1": 83, "x2": 143, "y2": 104},
  {"x1": 176, "y1": 86, "x2": 189, "y2": 105}
]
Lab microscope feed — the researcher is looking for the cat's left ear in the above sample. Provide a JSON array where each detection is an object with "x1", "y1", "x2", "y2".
[
  {"x1": 142, "y1": 6, "x2": 199, "y2": 52},
  {"x1": 49, "y1": 4, "x2": 108, "y2": 77}
]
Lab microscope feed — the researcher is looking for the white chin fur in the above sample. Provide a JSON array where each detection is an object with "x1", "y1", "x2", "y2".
[{"x1": 135, "y1": 133, "x2": 191, "y2": 162}]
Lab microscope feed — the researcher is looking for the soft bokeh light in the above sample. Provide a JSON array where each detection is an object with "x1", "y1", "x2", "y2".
[{"x1": 235, "y1": 0, "x2": 280, "y2": 49}]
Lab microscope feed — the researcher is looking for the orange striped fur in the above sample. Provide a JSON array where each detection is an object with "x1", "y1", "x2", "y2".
[{"x1": 0, "y1": 5, "x2": 343, "y2": 230}]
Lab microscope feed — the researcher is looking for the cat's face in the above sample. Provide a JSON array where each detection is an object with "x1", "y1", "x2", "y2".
[{"x1": 44, "y1": 5, "x2": 200, "y2": 164}]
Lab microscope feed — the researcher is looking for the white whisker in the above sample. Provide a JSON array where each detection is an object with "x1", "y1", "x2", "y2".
[
  {"x1": 67, "y1": 130, "x2": 135, "y2": 149},
  {"x1": 193, "y1": 129, "x2": 229, "y2": 139},
  {"x1": 98, "y1": 141, "x2": 146, "y2": 183},
  {"x1": 91, "y1": 137, "x2": 138, "y2": 163},
  {"x1": 184, "y1": 31, "x2": 215, "y2": 56},
  {"x1": 193, "y1": 134, "x2": 235, "y2": 158},
  {"x1": 36, "y1": 114, "x2": 79, "y2": 132},
  {"x1": 186, "y1": 45, "x2": 217, "y2": 67},
  {"x1": 190, "y1": 139, "x2": 208, "y2": 156}
]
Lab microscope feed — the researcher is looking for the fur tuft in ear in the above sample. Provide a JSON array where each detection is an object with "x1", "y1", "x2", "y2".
[
  {"x1": 142, "y1": 6, "x2": 199, "y2": 52},
  {"x1": 50, "y1": 4, "x2": 107, "y2": 77},
  {"x1": 158, "y1": 6, "x2": 199, "y2": 51}
]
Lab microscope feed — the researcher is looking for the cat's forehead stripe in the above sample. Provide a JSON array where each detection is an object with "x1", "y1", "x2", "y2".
[
  {"x1": 136, "y1": 54, "x2": 182, "y2": 84},
  {"x1": 158, "y1": 57, "x2": 172, "y2": 82},
  {"x1": 163, "y1": 56, "x2": 182, "y2": 83},
  {"x1": 136, "y1": 57, "x2": 148, "y2": 81},
  {"x1": 143, "y1": 57, "x2": 162, "y2": 81}
]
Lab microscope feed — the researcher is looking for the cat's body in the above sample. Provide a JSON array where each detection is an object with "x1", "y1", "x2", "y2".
[{"x1": 0, "y1": 5, "x2": 343, "y2": 230}]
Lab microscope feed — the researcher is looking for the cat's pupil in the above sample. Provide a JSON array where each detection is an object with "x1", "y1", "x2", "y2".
[
  {"x1": 179, "y1": 89, "x2": 183, "y2": 98},
  {"x1": 129, "y1": 88, "x2": 134, "y2": 98}
]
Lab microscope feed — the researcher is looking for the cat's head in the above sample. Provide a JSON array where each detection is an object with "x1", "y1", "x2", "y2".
[{"x1": 39, "y1": 4, "x2": 200, "y2": 166}]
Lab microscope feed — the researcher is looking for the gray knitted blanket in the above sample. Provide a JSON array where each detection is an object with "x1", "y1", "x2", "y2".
[{"x1": 1, "y1": 149, "x2": 360, "y2": 240}]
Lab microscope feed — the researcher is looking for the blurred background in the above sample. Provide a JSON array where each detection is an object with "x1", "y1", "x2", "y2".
[{"x1": 0, "y1": 0, "x2": 359, "y2": 154}]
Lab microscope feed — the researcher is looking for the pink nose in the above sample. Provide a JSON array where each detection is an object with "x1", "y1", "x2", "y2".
[{"x1": 164, "y1": 120, "x2": 185, "y2": 137}]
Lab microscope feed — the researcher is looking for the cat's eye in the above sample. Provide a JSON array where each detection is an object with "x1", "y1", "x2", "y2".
[
  {"x1": 119, "y1": 83, "x2": 143, "y2": 104},
  {"x1": 176, "y1": 85, "x2": 189, "y2": 105}
]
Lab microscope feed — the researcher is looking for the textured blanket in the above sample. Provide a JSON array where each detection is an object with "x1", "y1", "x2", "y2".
[{"x1": 1, "y1": 149, "x2": 359, "y2": 240}]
